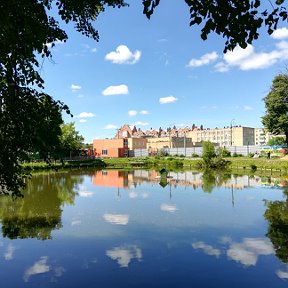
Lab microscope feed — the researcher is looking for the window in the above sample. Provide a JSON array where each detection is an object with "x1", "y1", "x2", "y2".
[{"x1": 102, "y1": 149, "x2": 108, "y2": 155}]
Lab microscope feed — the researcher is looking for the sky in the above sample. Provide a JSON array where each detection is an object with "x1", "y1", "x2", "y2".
[{"x1": 41, "y1": 1, "x2": 288, "y2": 143}]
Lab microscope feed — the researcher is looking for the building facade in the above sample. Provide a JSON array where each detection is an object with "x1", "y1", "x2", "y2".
[{"x1": 186, "y1": 126, "x2": 255, "y2": 147}]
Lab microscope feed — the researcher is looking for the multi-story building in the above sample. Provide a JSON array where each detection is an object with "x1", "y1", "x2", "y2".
[
  {"x1": 186, "y1": 126, "x2": 255, "y2": 147},
  {"x1": 254, "y1": 128, "x2": 286, "y2": 146}
]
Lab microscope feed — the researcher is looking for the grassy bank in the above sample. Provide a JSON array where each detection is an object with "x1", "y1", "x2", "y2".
[
  {"x1": 22, "y1": 156, "x2": 288, "y2": 176},
  {"x1": 22, "y1": 159, "x2": 106, "y2": 171}
]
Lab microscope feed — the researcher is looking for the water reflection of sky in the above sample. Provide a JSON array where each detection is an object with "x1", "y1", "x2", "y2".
[{"x1": 0, "y1": 170, "x2": 288, "y2": 287}]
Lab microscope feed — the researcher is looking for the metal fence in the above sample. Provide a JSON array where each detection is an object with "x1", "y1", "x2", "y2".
[{"x1": 131, "y1": 146, "x2": 262, "y2": 157}]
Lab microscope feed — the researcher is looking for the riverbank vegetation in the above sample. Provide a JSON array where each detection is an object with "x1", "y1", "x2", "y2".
[{"x1": 22, "y1": 155, "x2": 288, "y2": 175}]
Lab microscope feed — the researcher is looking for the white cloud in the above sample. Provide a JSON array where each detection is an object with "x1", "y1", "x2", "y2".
[
  {"x1": 244, "y1": 105, "x2": 253, "y2": 111},
  {"x1": 24, "y1": 256, "x2": 50, "y2": 282},
  {"x1": 79, "y1": 119, "x2": 87, "y2": 123},
  {"x1": 133, "y1": 121, "x2": 149, "y2": 126},
  {"x1": 71, "y1": 84, "x2": 82, "y2": 92},
  {"x1": 103, "y1": 214, "x2": 129, "y2": 225},
  {"x1": 192, "y1": 242, "x2": 221, "y2": 257},
  {"x1": 271, "y1": 27, "x2": 288, "y2": 39},
  {"x1": 78, "y1": 191, "x2": 94, "y2": 197},
  {"x1": 91, "y1": 48, "x2": 97, "y2": 53},
  {"x1": 160, "y1": 203, "x2": 178, "y2": 213},
  {"x1": 187, "y1": 51, "x2": 219, "y2": 67},
  {"x1": 129, "y1": 191, "x2": 137, "y2": 198},
  {"x1": 104, "y1": 124, "x2": 118, "y2": 130},
  {"x1": 128, "y1": 110, "x2": 149, "y2": 116},
  {"x1": 215, "y1": 42, "x2": 288, "y2": 72},
  {"x1": 106, "y1": 245, "x2": 142, "y2": 268},
  {"x1": 128, "y1": 110, "x2": 138, "y2": 116},
  {"x1": 4, "y1": 244, "x2": 16, "y2": 261},
  {"x1": 71, "y1": 220, "x2": 82, "y2": 226},
  {"x1": 159, "y1": 96, "x2": 178, "y2": 104},
  {"x1": 77, "y1": 112, "x2": 95, "y2": 118},
  {"x1": 45, "y1": 39, "x2": 64, "y2": 49},
  {"x1": 102, "y1": 84, "x2": 129, "y2": 96},
  {"x1": 105, "y1": 45, "x2": 141, "y2": 64},
  {"x1": 227, "y1": 238, "x2": 274, "y2": 266},
  {"x1": 277, "y1": 270, "x2": 288, "y2": 280}
]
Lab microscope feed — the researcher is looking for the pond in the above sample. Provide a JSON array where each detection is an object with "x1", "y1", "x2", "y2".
[{"x1": 1, "y1": 169, "x2": 288, "y2": 288}]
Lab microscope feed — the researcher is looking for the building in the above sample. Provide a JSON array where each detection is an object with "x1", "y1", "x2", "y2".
[
  {"x1": 147, "y1": 136, "x2": 195, "y2": 153},
  {"x1": 93, "y1": 124, "x2": 148, "y2": 158},
  {"x1": 254, "y1": 128, "x2": 286, "y2": 145},
  {"x1": 186, "y1": 126, "x2": 255, "y2": 147}
]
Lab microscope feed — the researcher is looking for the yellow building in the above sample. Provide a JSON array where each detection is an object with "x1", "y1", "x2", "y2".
[
  {"x1": 147, "y1": 136, "x2": 195, "y2": 152},
  {"x1": 186, "y1": 126, "x2": 255, "y2": 147}
]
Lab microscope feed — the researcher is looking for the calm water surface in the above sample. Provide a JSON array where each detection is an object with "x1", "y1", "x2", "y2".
[{"x1": 1, "y1": 169, "x2": 288, "y2": 288}]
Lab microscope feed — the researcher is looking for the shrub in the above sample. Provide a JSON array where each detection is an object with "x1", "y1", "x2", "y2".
[
  {"x1": 250, "y1": 164, "x2": 257, "y2": 171},
  {"x1": 217, "y1": 147, "x2": 231, "y2": 157}
]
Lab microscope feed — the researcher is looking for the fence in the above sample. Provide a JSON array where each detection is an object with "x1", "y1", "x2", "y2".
[{"x1": 131, "y1": 146, "x2": 262, "y2": 157}]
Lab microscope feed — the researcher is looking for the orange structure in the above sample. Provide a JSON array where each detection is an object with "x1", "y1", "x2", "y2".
[{"x1": 93, "y1": 138, "x2": 128, "y2": 158}]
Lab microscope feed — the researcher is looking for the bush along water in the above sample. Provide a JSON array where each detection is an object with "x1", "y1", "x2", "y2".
[{"x1": 196, "y1": 141, "x2": 231, "y2": 170}]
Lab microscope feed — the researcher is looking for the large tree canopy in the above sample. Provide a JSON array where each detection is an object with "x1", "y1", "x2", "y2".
[
  {"x1": 0, "y1": 0, "x2": 127, "y2": 196},
  {"x1": 262, "y1": 73, "x2": 288, "y2": 146},
  {"x1": 143, "y1": 0, "x2": 288, "y2": 52}
]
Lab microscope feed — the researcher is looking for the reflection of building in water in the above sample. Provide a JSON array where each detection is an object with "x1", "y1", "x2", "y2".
[
  {"x1": 92, "y1": 170, "x2": 281, "y2": 190},
  {"x1": 93, "y1": 170, "x2": 133, "y2": 188}
]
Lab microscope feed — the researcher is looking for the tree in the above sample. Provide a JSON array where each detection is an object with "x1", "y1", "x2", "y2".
[
  {"x1": 0, "y1": 0, "x2": 127, "y2": 196},
  {"x1": 143, "y1": 0, "x2": 288, "y2": 52},
  {"x1": 267, "y1": 136, "x2": 286, "y2": 146},
  {"x1": 58, "y1": 122, "x2": 85, "y2": 158},
  {"x1": 262, "y1": 73, "x2": 288, "y2": 146},
  {"x1": 264, "y1": 189, "x2": 288, "y2": 263}
]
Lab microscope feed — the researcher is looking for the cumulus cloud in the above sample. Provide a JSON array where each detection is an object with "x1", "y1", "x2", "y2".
[
  {"x1": 271, "y1": 27, "x2": 288, "y2": 39},
  {"x1": 4, "y1": 244, "x2": 16, "y2": 261},
  {"x1": 128, "y1": 110, "x2": 149, "y2": 116},
  {"x1": 160, "y1": 203, "x2": 178, "y2": 213},
  {"x1": 79, "y1": 119, "x2": 87, "y2": 123},
  {"x1": 24, "y1": 256, "x2": 50, "y2": 282},
  {"x1": 227, "y1": 238, "x2": 274, "y2": 266},
  {"x1": 106, "y1": 245, "x2": 142, "y2": 268},
  {"x1": 187, "y1": 51, "x2": 219, "y2": 67},
  {"x1": 103, "y1": 214, "x2": 129, "y2": 225},
  {"x1": 45, "y1": 39, "x2": 64, "y2": 49},
  {"x1": 128, "y1": 110, "x2": 138, "y2": 117},
  {"x1": 214, "y1": 42, "x2": 288, "y2": 72},
  {"x1": 104, "y1": 124, "x2": 118, "y2": 130},
  {"x1": 77, "y1": 112, "x2": 95, "y2": 118},
  {"x1": 105, "y1": 45, "x2": 141, "y2": 64},
  {"x1": 192, "y1": 242, "x2": 221, "y2": 257},
  {"x1": 71, "y1": 84, "x2": 82, "y2": 92},
  {"x1": 159, "y1": 96, "x2": 178, "y2": 104},
  {"x1": 276, "y1": 270, "x2": 288, "y2": 280},
  {"x1": 102, "y1": 84, "x2": 129, "y2": 96}
]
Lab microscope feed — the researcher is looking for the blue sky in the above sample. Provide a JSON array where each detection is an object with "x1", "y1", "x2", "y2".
[{"x1": 41, "y1": 1, "x2": 288, "y2": 143}]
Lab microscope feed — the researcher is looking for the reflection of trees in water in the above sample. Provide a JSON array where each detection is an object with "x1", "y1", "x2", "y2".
[
  {"x1": 264, "y1": 188, "x2": 288, "y2": 263},
  {"x1": 0, "y1": 172, "x2": 83, "y2": 240},
  {"x1": 201, "y1": 170, "x2": 231, "y2": 193}
]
